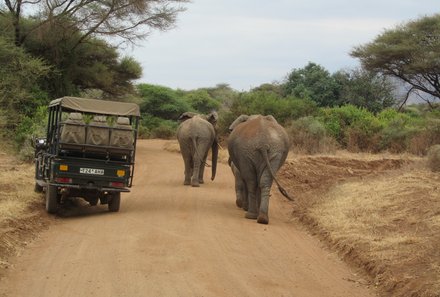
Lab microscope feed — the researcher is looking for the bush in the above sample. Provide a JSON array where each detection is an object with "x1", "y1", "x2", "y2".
[
  {"x1": 378, "y1": 108, "x2": 440, "y2": 155},
  {"x1": 14, "y1": 106, "x2": 48, "y2": 161},
  {"x1": 286, "y1": 117, "x2": 338, "y2": 154},
  {"x1": 427, "y1": 144, "x2": 440, "y2": 172},
  {"x1": 319, "y1": 105, "x2": 381, "y2": 151},
  {"x1": 140, "y1": 114, "x2": 177, "y2": 139},
  {"x1": 230, "y1": 91, "x2": 317, "y2": 125},
  {"x1": 150, "y1": 124, "x2": 176, "y2": 139}
]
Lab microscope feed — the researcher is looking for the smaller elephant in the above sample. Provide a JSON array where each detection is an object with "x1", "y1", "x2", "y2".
[
  {"x1": 177, "y1": 111, "x2": 218, "y2": 187},
  {"x1": 228, "y1": 114, "x2": 292, "y2": 224}
]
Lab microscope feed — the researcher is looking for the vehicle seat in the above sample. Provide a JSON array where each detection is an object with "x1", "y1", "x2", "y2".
[
  {"x1": 86, "y1": 116, "x2": 110, "y2": 152},
  {"x1": 110, "y1": 117, "x2": 133, "y2": 148},
  {"x1": 60, "y1": 113, "x2": 86, "y2": 150}
]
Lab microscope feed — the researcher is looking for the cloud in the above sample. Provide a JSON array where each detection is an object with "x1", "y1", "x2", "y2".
[{"x1": 127, "y1": 0, "x2": 438, "y2": 90}]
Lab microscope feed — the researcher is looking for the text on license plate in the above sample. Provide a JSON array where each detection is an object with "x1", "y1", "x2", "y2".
[{"x1": 80, "y1": 168, "x2": 104, "y2": 175}]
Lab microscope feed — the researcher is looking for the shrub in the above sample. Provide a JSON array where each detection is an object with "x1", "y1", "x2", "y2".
[
  {"x1": 14, "y1": 106, "x2": 48, "y2": 161},
  {"x1": 140, "y1": 114, "x2": 177, "y2": 139},
  {"x1": 286, "y1": 117, "x2": 338, "y2": 154},
  {"x1": 150, "y1": 123, "x2": 176, "y2": 139},
  {"x1": 230, "y1": 91, "x2": 317, "y2": 125},
  {"x1": 319, "y1": 105, "x2": 381, "y2": 151},
  {"x1": 427, "y1": 144, "x2": 440, "y2": 172}
]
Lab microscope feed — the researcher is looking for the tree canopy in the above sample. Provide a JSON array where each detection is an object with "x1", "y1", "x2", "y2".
[
  {"x1": 351, "y1": 14, "x2": 440, "y2": 108},
  {"x1": 283, "y1": 62, "x2": 340, "y2": 107},
  {"x1": 0, "y1": 0, "x2": 189, "y2": 47},
  {"x1": 333, "y1": 68, "x2": 396, "y2": 113}
]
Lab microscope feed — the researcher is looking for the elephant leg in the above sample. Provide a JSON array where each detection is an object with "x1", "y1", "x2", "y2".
[
  {"x1": 182, "y1": 153, "x2": 193, "y2": 186},
  {"x1": 257, "y1": 166, "x2": 277, "y2": 224},
  {"x1": 234, "y1": 175, "x2": 247, "y2": 210},
  {"x1": 244, "y1": 180, "x2": 258, "y2": 220},
  {"x1": 191, "y1": 156, "x2": 201, "y2": 187}
]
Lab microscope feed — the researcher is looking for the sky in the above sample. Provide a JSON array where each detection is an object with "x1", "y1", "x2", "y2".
[{"x1": 126, "y1": 0, "x2": 438, "y2": 91}]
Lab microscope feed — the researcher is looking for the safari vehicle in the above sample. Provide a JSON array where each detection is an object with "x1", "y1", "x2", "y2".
[{"x1": 34, "y1": 96, "x2": 140, "y2": 213}]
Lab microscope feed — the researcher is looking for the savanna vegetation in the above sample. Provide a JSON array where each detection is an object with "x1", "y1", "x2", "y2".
[
  {"x1": 1, "y1": 6, "x2": 440, "y2": 297},
  {"x1": 0, "y1": 5, "x2": 439, "y2": 159}
]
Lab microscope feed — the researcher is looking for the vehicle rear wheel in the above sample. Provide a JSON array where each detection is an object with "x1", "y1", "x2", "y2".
[
  {"x1": 108, "y1": 192, "x2": 121, "y2": 212},
  {"x1": 45, "y1": 185, "x2": 58, "y2": 214}
]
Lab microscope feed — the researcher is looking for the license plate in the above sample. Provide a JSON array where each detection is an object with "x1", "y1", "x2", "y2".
[{"x1": 80, "y1": 168, "x2": 104, "y2": 175}]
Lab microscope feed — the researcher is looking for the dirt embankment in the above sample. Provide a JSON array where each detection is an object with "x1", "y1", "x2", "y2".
[{"x1": 278, "y1": 153, "x2": 440, "y2": 297}]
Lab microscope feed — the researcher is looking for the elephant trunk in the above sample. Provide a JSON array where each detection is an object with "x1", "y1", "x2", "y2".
[{"x1": 211, "y1": 139, "x2": 218, "y2": 180}]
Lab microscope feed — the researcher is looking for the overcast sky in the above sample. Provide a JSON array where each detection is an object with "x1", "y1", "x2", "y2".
[{"x1": 126, "y1": 0, "x2": 438, "y2": 91}]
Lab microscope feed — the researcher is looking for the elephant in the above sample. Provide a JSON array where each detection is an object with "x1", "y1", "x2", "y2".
[
  {"x1": 228, "y1": 114, "x2": 292, "y2": 224},
  {"x1": 176, "y1": 111, "x2": 219, "y2": 187}
]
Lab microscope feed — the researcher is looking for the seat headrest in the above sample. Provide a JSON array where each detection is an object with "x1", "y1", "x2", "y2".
[
  {"x1": 116, "y1": 117, "x2": 130, "y2": 125},
  {"x1": 93, "y1": 116, "x2": 107, "y2": 122},
  {"x1": 68, "y1": 113, "x2": 83, "y2": 121}
]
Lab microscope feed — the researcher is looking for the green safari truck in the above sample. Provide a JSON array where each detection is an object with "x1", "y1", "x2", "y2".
[{"x1": 34, "y1": 97, "x2": 140, "y2": 213}]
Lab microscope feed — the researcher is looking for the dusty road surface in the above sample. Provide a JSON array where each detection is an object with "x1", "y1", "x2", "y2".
[{"x1": 0, "y1": 140, "x2": 376, "y2": 297}]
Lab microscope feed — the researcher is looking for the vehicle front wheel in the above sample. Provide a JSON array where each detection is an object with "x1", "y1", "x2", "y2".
[
  {"x1": 108, "y1": 192, "x2": 121, "y2": 212},
  {"x1": 45, "y1": 185, "x2": 58, "y2": 214}
]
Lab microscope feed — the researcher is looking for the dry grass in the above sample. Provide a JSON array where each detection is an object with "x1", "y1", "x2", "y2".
[
  {"x1": 0, "y1": 147, "x2": 47, "y2": 274},
  {"x1": 427, "y1": 144, "x2": 440, "y2": 172},
  {"x1": 279, "y1": 152, "x2": 440, "y2": 297},
  {"x1": 0, "y1": 163, "x2": 40, "y2": 222}
]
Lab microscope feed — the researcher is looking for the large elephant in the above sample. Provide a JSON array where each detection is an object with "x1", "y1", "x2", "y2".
[
  {"x1": 177, "y1": 112, "x2": 218, "y2": 187},
  {"x1": 228, "y1": 114, "x2": 291, "y2": 224}
]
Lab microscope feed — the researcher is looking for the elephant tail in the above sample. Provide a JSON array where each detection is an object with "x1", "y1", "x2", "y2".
[
  {"x1": 192, "y1": 136, "x2": 212, "y2": 168},
  {"x1": 211, "y1": 140, "x2": 218, "y2": 181},
  {"x1": 260, "y1": 147, "x2": 293, "y2": 201}
]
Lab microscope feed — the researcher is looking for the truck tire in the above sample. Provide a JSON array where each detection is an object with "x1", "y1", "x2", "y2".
[
  {"x1": 46, "y1": 185, "x2": 58, "y2": 214},
  {"x1": 108, "y1": 192, "x2": 120, "y2": 212}
]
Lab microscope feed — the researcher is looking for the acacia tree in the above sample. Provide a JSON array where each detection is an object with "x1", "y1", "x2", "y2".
[
  {"x1": 0, "y1": 0, "x2": 188, "y2": 47},
  {"x1": 351, "y1": 14, "x2": 440, "y2": 109}
]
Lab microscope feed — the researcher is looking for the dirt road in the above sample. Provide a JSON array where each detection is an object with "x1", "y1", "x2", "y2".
[{"x1": 0, "y1": 140, "x2": 376, "y2": 297}]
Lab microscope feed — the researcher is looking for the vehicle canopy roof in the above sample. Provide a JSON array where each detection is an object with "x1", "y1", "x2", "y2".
[{"x1": 49, "y1": 96, "x2": 140, "y2": 117}]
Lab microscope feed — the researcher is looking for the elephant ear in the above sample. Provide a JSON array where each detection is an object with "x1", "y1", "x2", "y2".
[
  {"x1": 206, "y1": 111, "x2": 218, "y2": 126},
  {"x1": 178, "y1": 112, "x2": 198, "y2": 123},
  {"x1": 228, "y1": 114, "x2": 249, "y2": 131}
]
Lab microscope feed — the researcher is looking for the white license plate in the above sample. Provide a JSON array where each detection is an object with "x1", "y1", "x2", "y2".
[{"x1": 80, "y1": 168, "x2": 104, "y2": 175}]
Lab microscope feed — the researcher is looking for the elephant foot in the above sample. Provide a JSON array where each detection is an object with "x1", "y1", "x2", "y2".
[
  {"x1": 199, "y1": 179, "x2": 204, "y2": 184},
  {"x1": 257, "y1": 213, "x2": 269, "y2": 225},
  {"x1": 245, "y1": 212, "x2": 258, "y2": 220},
  {"x1": 191, "y1": 183, "x2": 200, "y2": 187},
  {"x1": 184, "y1": 180, "x2": 191, "y2": 186},
  {"x1": 236, "y1": 199, "x2": 242, "y2": 208}
]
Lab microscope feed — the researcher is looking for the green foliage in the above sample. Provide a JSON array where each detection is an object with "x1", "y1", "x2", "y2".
[
  {"x1": 319, "y1": 105, "x2": 382, "y2": 151},
  {"x1": 198, "y1": 83, "x2": 239, "y2": 110},
  {"x1": 351, "y1": 14, "x2": 440, "y2": 104},
  {"x1": 333, "y1": 68, "x2": 396, "y2": 113},
  {"x1": 230, "y1": 91, "x2": 318, "y2": 125},
  {"x1": 14, "y1": 106, "x2": 48, "y2": 160},
  {"x1": 138, "y1": 84, "x2": 192, "y2": 120},
  {"x1": 286, "y1": 117, "x2": 337, "y2": 154},
  {"x1": 0, "y1": 36, "x2": 50, "y2": 129},
  {"x1": 183, "y1": 89, "x2": 220, "y2": 114},
  {"x1": 139, "y1": 114, "x2": 177, "y2": 139},
  {"x1": 283, "y1": 62, "x2": 339, "y2": 107}
]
